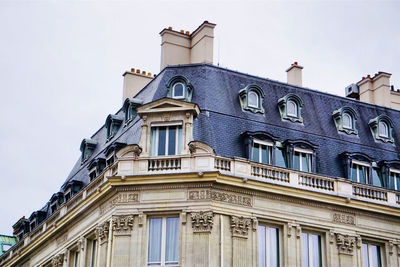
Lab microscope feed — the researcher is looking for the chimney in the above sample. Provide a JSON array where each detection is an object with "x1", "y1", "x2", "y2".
[
  {"x1": 122, "y1": 68, "x2": 153, "y2": 102},
  {"x1": 160, "y1": 21, "x2": 216, "y2": 70},
  {"x1": 286, "y1": 62, "x2": 303, "y2": 87},
  {"x1": 357, "y1": 72, "x2": 392, "y2": 107}
]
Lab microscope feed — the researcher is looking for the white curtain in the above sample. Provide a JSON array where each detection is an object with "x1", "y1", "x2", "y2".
[
  {"x1": 165, "y1": 217, "x2": 179, "y2": 264},
  {"x1": 258, "y1": 225, "x2": 266, "y2": 267},
  {"x1": 148, "y1": 218, "x2": 162, "y2": 264}
]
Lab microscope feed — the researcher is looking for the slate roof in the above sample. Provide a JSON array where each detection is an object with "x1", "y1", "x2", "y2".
[{"x1": 21, "y1": 63, "x2": 400, "y2": 229}]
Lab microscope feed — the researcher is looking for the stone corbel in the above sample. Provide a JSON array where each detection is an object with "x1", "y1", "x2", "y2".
[
  {"x1": 132, "y1": 144, "x2": 142, "y2": 159},
  {"x1": 251, "y1": 217, "x2": 258, "y2": 232},
  {"x1": 287, "y1": 223, "x2": 301, "y2": 239},
  {"x1": 112, "y1": 215, "x2": 134, "y2": 235},
  {"x1": 97, "y1": 221, "x2": 110, "y2": 245},
  {"x1": 191, "y1": 211, "x2": 213, "y2": 233},
  {"x1": 329, "y1": 230, "x2": 335, "y2": 244},
  {"x1": 181, "y1": 211, "x2": 187, "y2": 225},
  {"x1": 336, "y1": 233, "x2": 356, "y2": 255},
  {"x1": 356, "y1": 235, "x2": 362, "y2": 249},
  {"x1": 138, "y1": 212, "x2": 145, "y2": 227},
  {"x1": 230, "y1": 215, "x2": 252, "y2": 238},
  {"x1": 397, "y1": 243, "x2": 400, "y2": 256},
  {"x1": 51, "y1": 253, "x2": 64, "y2": 267},
  {"x1": 388, "y1": 240, "x2": 395, "y2": 255},
  {"x1": 77, "y1": 237, "x2": 85, "y2": 252}
]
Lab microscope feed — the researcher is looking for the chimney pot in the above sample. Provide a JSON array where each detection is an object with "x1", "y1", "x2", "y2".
[
  {"x1": 180, "y1": 30, "x2": 184, "y2": 33},
  {"x1": 168, "y1": 26, "x2": 172, "y2": 30},
  {"x1": 131, "y1": 68, "x2": 135, "y2": 73},
  {"x1": 136, "y1": 69, "x2": 140, "y2": 74},
  {"x1": 186, "y1": 31, "x2": 190, "y2": 35},
  {"x1": 142, "y1": 71, "x2": 146, "y2": 75},
  {"x1": 148, "y1": 73, "x2": 152, "y2": 76}
]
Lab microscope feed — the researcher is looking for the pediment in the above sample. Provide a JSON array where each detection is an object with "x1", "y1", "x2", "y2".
[{"x1": 137, "y1": 97, "x2": 200, "y2": 116}]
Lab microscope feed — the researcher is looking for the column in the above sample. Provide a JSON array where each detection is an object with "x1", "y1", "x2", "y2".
[
  {"x1": 96, "y1": 221, "x2": 110, "y2": 267},
  {"x1": 191, "y1": 211, "x2": 214, "y2": 267},
  {"x1": 230, "y1": 216, "x2": 252, "y2": 267},
  {"x1": 111, "y1": 215, "x2": 134, "y2": 267}
]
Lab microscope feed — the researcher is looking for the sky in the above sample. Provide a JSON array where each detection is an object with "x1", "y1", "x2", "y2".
[{"x1": 0, "y1": 0, "x2": 399, "y2": 236}]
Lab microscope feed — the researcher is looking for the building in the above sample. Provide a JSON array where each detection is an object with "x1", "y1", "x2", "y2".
[
  {"x1": 1, "y1": 21, "x2": 400, "y2": 267},
  {"x1": 0, "y1": 236, "x2": 16, "y2": 257}
]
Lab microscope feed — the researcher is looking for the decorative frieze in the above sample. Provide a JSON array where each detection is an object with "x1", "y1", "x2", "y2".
[
  {"x1": 188, "y1": 189, "x2": 252, "y2": 207},
  {"x1": 336, "y1": 233, "x2": 356, "y2": 255},
  {"x1": 332, "y1": 213, "x2": 355, "y2": 225},
  {"x1": 97, "y1": 221, "x2": 110, "y2": 244},
  {"x1": 230, "y1": 216, "x2": 251, "y2": 238},
  {"x1": 51, "y1": 253, "x2": 64, "y2": 267},
  {"x1": 191, "y1": 211, "x2": 214, "y2": 233},
  {"x1": 100, "y1": 193, "x2": 139, "y2": 215},
  {"x1": 112, "y1": 215, "x2": 134, "y2": 234}
]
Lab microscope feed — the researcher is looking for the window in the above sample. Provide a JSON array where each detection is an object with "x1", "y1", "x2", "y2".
[
  {"x1": 275, "y1": 147, "x2": 287, "y2": 168},
  {"x1": 123, "y1": 98, "x2": 142, "y2": 125},
  {"x1": 258, "y1": 225, "x2": 279, "y2": 267},
  {"x1": 106, "y1": 153, "x2": 115, "y2": 167},
  {"x1": 2, "y1": 244, "x2": 12, "y2": 252},
  {"x1": 293, "y1": 149, "x2": 312, "y2": 173},
  {"x1": 166, "y1": 76, "x2": 194, "y2": 102},
  {"x1": 69, "y1": 250, "x2": 80, "y2": 267},
  {"x1": 148, "y1": 217, "x2": 179, "y2": 266},
  {"x1": 238, "y1": 85, "x2": 265, "y2": 114},
  {"x1": 332, "y1": 107, "x2": 358, "y2": 135},
  {"x1": 89, "y1": 168, "x2": 97, "y2": 181},
  {"x1": 278, "y1": 94, "x2": 304, "y2": 123},
  {"x1": 80, "y1": 139, "x2": 97, "y2": 164},
  {"x1": 287, "y1": 100, "x2": 298, "y2": 117},
  {"x1": 351, "y1": 161, "x2": 370, "y2": 184},
  {"x1": 65, "y1": 190, "x2": 71, "y2": 202},
  {"x1": 86, "y1": 239, "x2": 97, "y2": 267},
  {"x1": 105, "y1": 114, "x2": 123, "y2": 140},
  {"x1": 151, "y1": 124, "x2": 182, "y2": 156},
  {"x1": 302, "y1": 232, "x2": 322, "y2": 267},
  {"x1": 369, "y1": 115, "x2": 394, "y2": 143},
  {"x1": 389, "y1": 169, "x2": 400, "y2": 191},
  {"x1": 252, "y1": 140, "x2": 273, "y2": 164},
  {"x1": 342, "y1": 113, "x2": 352, "y2": 129},
  {"x1": 362, "y1": 243, "x2": 382, "y2": 267}
]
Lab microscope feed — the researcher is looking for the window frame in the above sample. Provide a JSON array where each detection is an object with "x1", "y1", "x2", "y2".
[
  {"x1": 361, "y1": 241, "x2": 383, "y2": 267},
  {"x1": 293, "y1": 147, "x2": 313, "y2": 173},
  {"x1": 287, "y1": 100, "x2": 298, "y2": 118},
  {"x1": 238, "y1": 85, "x2": 265, "y2": 114},
  {"x1": 351, "y1": 160, "x2": 371, "y2": 184},
  {"x1": 166, "y1": 76, "x2": 194, "y2": 102},
  {"x1": 252, "y1": 139, "x2": 273, "y2": 165},
  {"x1": 368, "y1": 115, "x2": 394, "y2": 143},
  {"x1": 342, "y1": 113, "x2": 353, "y2": 130},
  {"x1": 257, "y1": 223, "x2": 281, "y2": 267},
  {"x1": 301, "y1": 231, "x2": 324, "y2": 267},
  {"x1": 389, "y1": 168, "x2": 400, "y2": 191},
  {"x1": 332, "y1": 107, "x2": 358, "y2": 135},
  {"x1": 151, "y1": 122, "x2": 183, "y2": 157},
  {"x1": 378, "y1": 121, "x2": 389, "y2": 138},
  {"x1": 147, "y1": 216, "x2": 180, "y2": 266},
  {"x1": 248, "y1": 91, "x2": 260, "y2": 109},
  {"x1": 278, "y1": 94, "x2": 304, "y2": 123},
  {"x1": 172, "y1": 82, "x2": 186, "y2": 100}
]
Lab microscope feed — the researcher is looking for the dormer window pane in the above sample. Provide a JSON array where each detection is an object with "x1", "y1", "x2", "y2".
[
  {"x1": 351, "y1": 162, "x2": 369, "y2": 184},
  {"x1": 248, "y1": 91, "x2": 259, "y2": 108},
  {"x1": 251, "y1": 141, "x2": 272, "y2": 164},
  {"x1": 287, "y1": 100, "x2": 297, "y2": 117},
  {"x1": 151, "y1": 125, "x2": 182, "y2": 156},
  {"x1": 378, "y1": 121, "x2": 388, "y2": 137},
  {"x1": 342, "y1": 113, "x2": 352, "y2": 129},
  {"x1": 172, "y1": 83, "x2": 184, "y2": 99},
  {"x1": 293, "y1": 150, "x2": 312, "y2": 172},
  {"x1": 389, "y1": 171, "x2": 400, "y2": 191}
]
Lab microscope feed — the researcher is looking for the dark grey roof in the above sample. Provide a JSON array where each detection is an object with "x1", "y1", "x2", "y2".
[{"x1": 21, "y1": 63, "x2": 400, "y2": 228}]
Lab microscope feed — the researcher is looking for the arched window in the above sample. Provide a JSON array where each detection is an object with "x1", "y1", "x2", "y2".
[
  {"x1": 287, "y1": 100, "x2": 298, "y2": 117},
  {"x1": 123, "y1": 98, "x2": 142, "y2": 125},
  {"x1": 238, "y1": 85, "x2": 265, "y2": 114},
  {"x1": 248, "y1": 91, "x2": 259, "y2": 108},
  {"x1": 166, "y1": 76, "x2": 194, "y2": 102},
  {"x1": 342, "y1": 113, "x2": 352, "y2": 129},
  {"x1": 172, "y1": 82, "x2": 185, "y2": 99},
  {"x1": 332, "y1": 107, "x2": 358, "y2": 135},
  {"x1": 369, "y1": 115, "x2": 394, "y2": 143},
  {"x1": 278, "y1": 94, "x2": 303, "y2": 123},
  {"x1": 378, "y1": 121, "x2": 389, "y2": 138}
]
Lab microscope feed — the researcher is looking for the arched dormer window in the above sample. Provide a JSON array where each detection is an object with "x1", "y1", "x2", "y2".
[
  {"x1": 332, "y1": 106, "x2": 358, "y2": 135},
  {"x1": 87, "y1": 158, "x2": 106, "y2": 181},
  {"x1": 105, "y1": 114, "x2": 123, "y2": 140},
  {"x1": 238, "y1": 85, "x2": 265, "y2": 114},
  {"x1": 80, "y1": 138, "x2": 97, "y2": 164},
  {"x1": 166, "y1": 76, "x2": 194, "y2": 102},
  {"x1": 123, "y1": 98, "x2": 143, "y2": 125},
  {"x1": 278, "y1": 94, "x2": 304, "y2": 123},
  {"x1": 369, "y1": 115, "x2": 394, "y2": 143},
  {"x1": 341, "y1": 152, "x2": 380, "y2": 186},
  {"x1": 62, "y1": 180, "x2": 83, "y2": 202}
]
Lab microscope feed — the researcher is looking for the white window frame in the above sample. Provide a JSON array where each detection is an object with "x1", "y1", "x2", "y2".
[
  {"x1": 293, "y1": 148, "x2": 313, "y2": 172},
  {"x1": 106, "y1": 153, "x2": 115, "y2": 167},
  {"x1": 73, "y1": 250, "x2": 80, "y2": 267},
  {"x1": 88, "y1": 239, "x2": 97, "y2": 267},
  {"x1": 147, "y1": 216, "x2": 179, "y2": 266},
  {"x1": 258, "y1": 224, "x2": 280, "y2": 267},
  {"x1": 151, "y1": 122, "x2": 182, "y2": 156},
  {"x1": 301, "y1": 231, "x2": 323, "y2": 267},
  {"x1": 287, "y1": 100, "x2": 298, "y2": 117},
  {"x1": 390, "y1": 168, "x2": 400, "y2": 190},
  {"x1": 362, "y1": 241, "x2": 383, "y2": 267},
  {"x1": 378, "y1": 121, "x2": 389, "y2": 138},
  {"x1": 172, "y1": 82, "x2": 185, "y2": 99},
  {"x1": 248, "y1": 91, "x2": 259, "y2": 108},
  {"x1": 342, "y1": 113, "x2": 353, "y2": 129},
  {"x1": 2, "y1": 243, "x2": 12, "y2": 252},
  {"x1": 252, "y1": 140, "x2": 273, "y2": 165},
  {"x1": 351, "y1": 160, "x2": 370, "y2": 184}
]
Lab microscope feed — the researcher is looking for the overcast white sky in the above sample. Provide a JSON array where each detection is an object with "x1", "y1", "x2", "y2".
[{"x1": 0, "y1": 0, "x2": 399, "y2": 236}]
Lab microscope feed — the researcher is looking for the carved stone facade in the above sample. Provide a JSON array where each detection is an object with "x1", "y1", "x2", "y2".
[
  {"x1": 191, "y1": 211, "x2": 214, "y2": 233},
  {"x1": 188, "y1": 189, "x2": 252, "y2": 207},
  {"x1": 336, "y1": 233, "x2": 356, "y2": 255},
  {"x1": 51, "y1": 253, "x2": 64, "y2": 267},
  {"x1": 230, "y1": 216, "x2": 252, "y2": 238},
  {"x1": 97, "y1": 221, "x2": 110, "y2": 244},
  {"x1": 112, "y1": 215, "x2": 134, "y2": 234}
]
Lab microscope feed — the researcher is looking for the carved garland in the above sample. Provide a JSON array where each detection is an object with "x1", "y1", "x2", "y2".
[{"x1": 191, "y1": 211, "x2": 214, "y2": 233}]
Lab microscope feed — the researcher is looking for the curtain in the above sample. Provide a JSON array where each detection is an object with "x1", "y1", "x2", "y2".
[
  {"x1": 165, "y1": 217, "x2": 179, "y2": 264},
  {"x1": 151, "y1": 128, "x2": 157, "y2": 156},
  {"x1": 177, "y1": 126, "x2": 182, "y2": 155},
  {"x1": 302, "y1": 233, "x2": 309, "y2": 267},
  {"x1": 258, "y1": 226, "x2": 266, "y2": 267},
  {"x1": 148, "y1": 218, "x2": 162, "y2": 264},
  {"x1": 269, "y1": 227, "x2": 278, "y2": 267}
]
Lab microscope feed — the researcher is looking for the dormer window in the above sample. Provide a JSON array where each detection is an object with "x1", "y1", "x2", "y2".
[
  {"x1": 238, "y1": 85, "x2": 265, "y2": 114},
  {"x1": 80, "y1": 139, "x2": 97, "y2": 164},
  {"x1": 105, "y1": 114, "x2": 123, "y2": 140},
  {"x1": 251, "y1": 140, "x2": 273, "y2": 164},
  {"x1": 369, "y1": 115, "x2": 394, "y2": 143},
  {"x1": 283, "y1": 140, "x2": 317, "y2": 173},
  {"x1": 88, "y1": 158, "x2": 106, "y2": 181},
  {"x1": 332, "y1": 107, "x2": 358, "y2": 135},
  {"x1": 123, "y1": 98, "x2": 142, "y2": 125},
  {"x1": 278, "y1": 94, "x2": 303, "y2": 123},
  {"x1": 151, "y1": 123, "x2": 183, "y2": 156},
  {"x1": 166, "y1": 76, "x2": 194, "y2": 102}
]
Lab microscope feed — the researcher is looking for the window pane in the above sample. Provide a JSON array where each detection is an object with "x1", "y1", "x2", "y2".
[
  {"x1": 302, "y1": 233, "x2": 309, "y2": 267},
  {"x1": 261, "y1": 146, "x2": 269, "y2": 164},
  {"x1": 269, "y1": 227, "x2": 279, "y2": 267},
  {"x1": 248, "y1": 91, "x2": 259, "y2": 108},
  {"x1": 294, "y1": 152, "x2": 300, "y2": 171},
  {"x1": 148, "y1": 218, "x2": 162, "y2": 264},
  {"x1": 371, "y1": 169, "x2": 382, "y2": 187},
  {"x1": 275, "y1": 148, "x2": 286, "y2": 168},
  {"x1": 360, "y1": 166, "x2": 367, "y2": 184},
  {"x1": 370, "y1": 245, "x2": 381, "y2": 267},
  {"x1": 287, "y1": 100, "x2": 297, "y2": 117},
  {"x1": 378, "y1": 121, "x2": 388, "y2": 137},
  {"x1": 165, "y1": 217, "x2": 179, "y2": 264},
  {"x1": 311, "y1": 234, "x2": 321, "y2": 267},
  {"x1": 252, "y1": 144, "x2": 260, "y2": 163},
  {"x1": 351, "y1": 165, "x2": 357, "y2": 182},
  {"x1": 396, "y1": 175, "x2": 400, "y2": 191},
  {"x1": 258, "y1": 226, "x2": 266, "y2": 267},
  {"x1": 362, "y1": 244, "x2": 369, "y2": 267},
  {"x1": 168, "y1": 127, "x2": 176, "y2": 155},
  {"x1": 173, "y1": 83, "x2": 184, "y2": 98},
  {"x1": 177, "y1": 126, "x2": 182, "y2": 155},
  {"x1": 342, "y1": 113, "x2": 352, "y2": 129},
  {"x1": 157, "y1": 127, "x2": 166, "y2": 156},
  {"x1": 389, "y1": 173, "x2": 396, "y2": 190},
  {"x1": 301, "y1": 154, "x2": 311, "y2": 172}
]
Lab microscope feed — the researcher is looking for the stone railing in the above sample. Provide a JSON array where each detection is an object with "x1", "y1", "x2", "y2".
[
  {"x1": 353, "y1": 184, "x2": 388, "y2": 201},
  {"x1": 148, "y1": 157, "x2": 182, "y2": 171},
  {"x1": 250, "y1": 163, "x2": 290, "y2": 183},
  {"x1": 214, "y1": 157, "x2": 231, "y2": 171},
  {"x1": 298, "y1": 173, "x2": 335, "y2": 191}
]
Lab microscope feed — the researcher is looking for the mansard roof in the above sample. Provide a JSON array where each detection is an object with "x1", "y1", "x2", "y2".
[{"x1": 21, "y1": 63, "x2": 400, "y2": 228}]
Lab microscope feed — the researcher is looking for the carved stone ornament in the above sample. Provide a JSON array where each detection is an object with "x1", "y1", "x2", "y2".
[
  {"x1": 51, "y1": 253, "x2": 64, "y2": 267},
  {"x1": 77, "y1": 237, "x2": 85, "y2": 251},
  {"x1": 336, "y1": 233, "x2": 356, "y2": 255},
  {"x1": 191, "y1": 211, "x2": 214, "y2": 233},
  {"x1": 112, "y1": 215, "x2": 134, "y2": 234},
  {"x1": 287, "y1": 223, "x2": 301, "y2": 239},
  {"x1": 97, "y1": 221, "x2": 110, "y2": 243},
  {"x1": 397, "y1": 243, "x2": 400, "y2": 256},
  {"x1": 132, "y1": 144, "x2": 142, "y2": 159},
  {"x1": 230, "y1": 216, "x2": 251, "y2": 238}
]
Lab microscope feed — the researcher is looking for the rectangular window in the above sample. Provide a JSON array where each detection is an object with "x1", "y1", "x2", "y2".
[
  {"x1": 69, "y1": 250, "x2": 80, "y2": 267},
  {"x1": 351, "y1": 161, "x2": 370, "y2": 184},
  {"x1": 293, "y1": 149, "x2": 312, "y2": 173},
  {"x1": 148, "y1": 217, "x2": 179, "y2": 266},
  {"x1": 252, "y1": 140, "x2": 273, "y2": 165},
  {"x1": 258, "y1": 225, "x2": 279, "y2": 267},
  {"x1": 362, "y1": 243, "x2": 382, "y2": 267},
  {"x1": 302, "y1": 232, "x2": 322, "y2": 267},
  {"x1": 89, "y1": 168, "x2": 97, "y2": 181},
  {"x1": 151, "y1": 124, "x2": 182, "y2": 156},
  {"x1": 85, "y1": 239, "x2": 97, "y2": 267},
  {"x1": 389, "y1": 169, "x2": 400, "y2": 191}
]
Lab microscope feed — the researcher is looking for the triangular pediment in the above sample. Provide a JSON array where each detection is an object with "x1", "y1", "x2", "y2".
[{"x1": 137, "y1": 97, "x2": 200, "y2": 116}]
